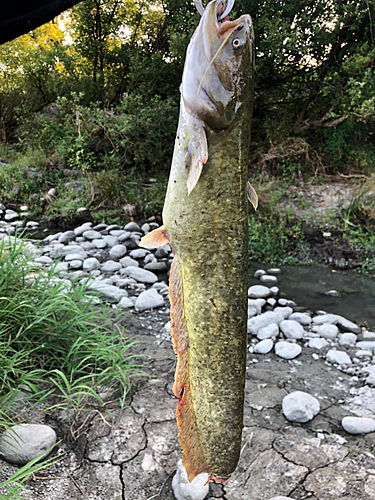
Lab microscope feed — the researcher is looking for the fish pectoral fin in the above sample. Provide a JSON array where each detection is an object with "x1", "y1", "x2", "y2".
[
  {"x1": 186, "y1": 121, "x2": 208, "y2": 195},
  {"x1": 247, "y1": 181, "x2": 258, "y2": 210},
  {"x1": 139, "y1": 224, "x2": 169, "y2": 248}
]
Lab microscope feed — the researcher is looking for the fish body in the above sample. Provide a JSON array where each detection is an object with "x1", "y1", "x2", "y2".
[{"x1": 141, "y1": 0, "x2": 254, "y2": 482}]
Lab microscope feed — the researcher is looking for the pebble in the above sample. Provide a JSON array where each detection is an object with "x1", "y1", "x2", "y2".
[
  {"x1": 260, "y1": 274, "x2": 278, "y2": 284},
  {"x1": 103, "y1": 235, "x2": 118, "y2": 247},
  {"x1": 93, "y1": 238, "x2": 107, "y2": 249},
  {"x1": 279, "y1": 320, "x2": 304, "y2": 340},
  {"x1": 83, "y1": 230, "x2": 102, "y2": 240},
  {"x1": 101, "y1": 261, "x2": 122, "y2": 273},
  {"x1": 254, "y1": 339, "x2": 273, "y2": 354},
  {"x1": 65, "y1": 252, "x2": 86, "y2": 261},
  {"x1": 58, "y1": 230, "x2": 76, "y2": 244},
  {"x1": 109, "y1": 244, "x2": 127, "y2": 259},
  {"x1": 282, "y1": 391, "x2": 320, "y2": 423},
  {"x1": 248, "y1": 311, "x2": 285, "y2": 335},
  {"x1": 254, "y1": 269, "x2": 266, "y2": 278},
  {"x1": 308, "y1": 338, "x2": 329, "y2": 350},
  {"x1": 129, "y1": 248, "x2": 150, "y2": 259},
  {"x1": 83, "y1": 258, "x2": 100, "y2": 272},
  {"x1": 325, "y1": 290, "x2": 340, "y2": 297},
  {"x1": 356, "y1": 341, "x2": 375, "y2": 351},
  {"x1": 0, "y1": 424, "x2": 56, "y2": 465},
  {"x1": 144, "y1": 261, "x2": 168, "y2": 272},
  {"x1": 68, "y1": 260, "x2": 83, "y2": 269},
  {"x1": 342, "y1": 416, "x2": 375, "y2": 434},
  {"x1": 124, "y1": 222, "x2": 141, "y2": 232},
  {"x1": 122, "y1": 267, "x2": 158, "y2": 284},
  {"x1": 119, "y1": 297, "x2": 134, "y2": 309},
  {"x1": 317, "y1": 323, "x2": 339, "y2": 340},
  {"x1": 326, "y1": 350, "x2": 352, "y2": 365},
  {"x1": 172, "y1": 459, "x2": 209, "y2": 500},
  {"x1": 74, "y1": 223, "x2": 92, "y2": 236},
  {"x1": 267, "y1": 268, "x2": 281, "y2": 274},
  {"x1": 89, "y1": 283, "x2": 128, "y2": 302},
  {"x1": 248, "y1": 285, "x2": 271, "y2": 299},
  {"x1": 134, "y1": 288, "x2": 164, "y2": 311},
  {"x1": 257, "y1": 323, "x2": 279, "y2": 340},
  {"x1": 275, "y1": 341, "x2": 302, "y2": 359},
  {"x1": 289, "y1": 312, "x2": 311, "y2": 325},
  {"x1": 338, "y1": 333, "x2": 357, "y2": 346},
  {"x1": 120, "y1": 256, "x2": 139, "y2": 268},
  {"x1": 118, "y1": 231, "x2": 132, "y2": 243}
]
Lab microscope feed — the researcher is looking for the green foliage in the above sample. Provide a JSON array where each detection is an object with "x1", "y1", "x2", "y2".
[
  {"x1": 0, "y1": 235, "x2": 142, "y2": 405},
  {"x1": 248, "y1": 212, "x2": 308, "y2": 264}
]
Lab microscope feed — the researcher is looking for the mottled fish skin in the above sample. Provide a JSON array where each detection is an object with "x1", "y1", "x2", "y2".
[{"x1": 140, "y1": 0, "x2": 254, "y2": 482}]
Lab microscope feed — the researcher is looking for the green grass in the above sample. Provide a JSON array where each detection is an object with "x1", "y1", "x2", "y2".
[{"x1": 0, "y1": 235, "x2": 144, "y2": 497}]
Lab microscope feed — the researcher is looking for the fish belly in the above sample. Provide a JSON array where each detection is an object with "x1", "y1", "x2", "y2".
[{"x1": 164, "y1": 109, "x2": 250, "y2": 481}]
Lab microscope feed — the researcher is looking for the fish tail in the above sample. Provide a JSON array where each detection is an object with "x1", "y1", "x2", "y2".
[{"x1": 169, "y1": 255, "x2": 208, "y2": 481}]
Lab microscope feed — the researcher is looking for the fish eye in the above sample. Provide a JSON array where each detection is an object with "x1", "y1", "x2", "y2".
[{"x1": 232, "y1": 38, "x2": 243, "y2": 49}]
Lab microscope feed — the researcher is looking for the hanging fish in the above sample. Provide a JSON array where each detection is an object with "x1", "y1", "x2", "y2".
[{"x1": 140, "y1": 0, "x2": 255, "y2": 483}]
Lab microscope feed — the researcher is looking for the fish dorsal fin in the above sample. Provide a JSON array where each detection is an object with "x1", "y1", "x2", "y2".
[
  {"x1": 183, "y1": 106, "x2": 208, "y2": 195},
  {"x1": 139, "y1": 224, "x2": 169, "y2": 248},
  {"x1": 247, "y1": 181, "x2": 258, "y2": 210}
]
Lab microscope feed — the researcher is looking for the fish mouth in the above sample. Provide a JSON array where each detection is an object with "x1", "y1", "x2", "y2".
[{"x1": 215, "y1": 0, "x2": 247, "y2": 39}]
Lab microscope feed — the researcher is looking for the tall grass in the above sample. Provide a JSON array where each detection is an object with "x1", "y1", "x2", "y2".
[{"x1": 0, "y1": 235, "x2": 143, "y2": 497}]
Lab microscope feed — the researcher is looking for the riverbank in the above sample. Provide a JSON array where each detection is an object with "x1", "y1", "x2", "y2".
[{"x1": 0, "y1": 219, "x2": 374, "y2": 499}]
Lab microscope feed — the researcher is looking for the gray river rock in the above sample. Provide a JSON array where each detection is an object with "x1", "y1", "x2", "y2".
[{"x1": 282, "y1": 391, "x2": 320, "y2": 423}]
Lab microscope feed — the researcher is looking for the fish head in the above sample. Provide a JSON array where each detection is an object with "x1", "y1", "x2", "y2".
[{"x1": 182, "y1": 0, "x2": 254, "y2": 131}]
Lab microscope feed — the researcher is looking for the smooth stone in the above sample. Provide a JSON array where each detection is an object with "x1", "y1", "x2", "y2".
[
  {"x1": 248, "y1": 285, "x2": 271, "y2": 299},
  {"x1": 0, "y1": 424, "x2": 56, "y2": 465},
  {"x1": 155, "y1": 245, "x2": 170, "y2": 258},
  {"x1": 134, "y1": 288, "x2": 164, "y2": 311},
  {"x1": 363, "y1": 331, "x2": 375, "y2": 339},
  {"x1": 120, "y1": 256, "x2": 139, "y2": 268},
  {"x1": 101, "y1": 261, "x2": 122, "y2": 272},
  {"x1": 274, "y1": 306, "x2": 293, "y2": 319},
  {"x1": 267, "y1": 298, "x2": 277, "y2": 307},
  {"x1": 129, "y1": 248, "x2": 150, "y2": 259},
  {"x1": 275, "y1": 341, "x2": 302, "y2": 360},
  {"x1": 270, "y1": 286, "x2": 279, "y2": 295},
  {"x1": 74, "y1": 223, "x2": 92, "y2": 236},
  {"x1": 80, "y1": 242, "x2": 96, "y2": 251},
  {"x1": 122, "y1": 267, "x2": 158, "y2": 284},
  {"x1": 103, "y1": 235, "x2": 118, "y2": 247},
  {"x1": 172, "y1": 459, "x2": 209, "y2": 500},
  {"x1": 280, "y1": 320, "x2": 304, "y2": 340},
  {"x1": 325, "y1": 290, "x2": 340, "y2": 297},
  {"x1": 267, "y1": 268, "x2": 281, "y2": 274},
  {"x1": 82, "y1": 258, "x2": 100, "y2": 272},
  {"x1": 93, "y1": 223, "x2": 108, "y2": 231},
  {"x1": 260, "y1": 274, "x2": 278, "y2": 284},
  {"x1": 356, "y1": 350, "x2": 372, "y2": 357},
  {"x1": 118, "y1": 231, "x2": 132, "y2": 243},
  {"x1": 144, "y1": 261, "x2": 168, "y2": 272},
  {"x1": 4, "y1": 210, "x2": 19, "y2": 221},
  {"x1": 64, "y1": 252, "x2": 86, "y2": 261},
  {"x1": 144, "y1": 254, "x2": 156, "y2": 264},
  {"x1": 248, "y1": 311, "x2": 285, "y2": 335},
  {"x1": 278, "y1": 298, "x2": 297, "y2": 307},
  {"x1": 34, "y1": 256, "x2": 53, "y2": 265},
  {"x1": 93, "y1": 238, "x2": 107, "y2": 249},
  {"x1": 257, "y1": 323, "x2": 279, "y2": 340},
  {"x1": 339, "y1": 333, "x2": 357, "y2": 346},
  {"x1": 254, "y1": 269, "x2": 266, "y2": 278},
  {"x1": 68, "y1": 260, "x2": 83, "y2": 269},
  {"x1": 58, "y1": 230, "x2": 76, "y2": 244},
  {"x1": 248, "y1": 298, "x2": 266, "y2": 315},
  {"x1": 342, "y1": 416, "x2": 375, "y2": 434},
  {"x1": 109, "y1": 244, "x2": 127, "y2": 259},
  {"x1": 326, "y1": 350, "x2": 352, "y2": 365},
  {"x1": 106, "y1": 224, "x2": 120, "y2": 232},
  {"x1": 109, "y1": 229, "x2": 126, "y2": 237},
  {"x1": 356, "y1": 341, "x2": 375, "y2": 351},
  {"x1": 141, "y1": 223, "x2": 150, "y2": 233},
  {"x1": 53, "y1": 262, "x2": 68, "y2": 273},
  {"x1": 289, "y1": 312, "x2": 312, "y2": 326},
  {"x1": 317, "y1": 323, "x2": 339, "y2": 339},
  {"x1": 124, "y1": 222, "x2": 141, "y2": 232},
  {"x1": 118, "y1": 297, "x2": 134, "y2": 309},
  {"x1": 82, "y1": 230, "x2": 102, "y2": 240},
  {"x1": 308, "y1": 338, "x2": 329, "y2": 350},
  {"x1": 89, "y1": 283, "x2": 128, "y2": 302},
  {"x1": 312, "y1": 314, "x2": 360, "y2": 333},
  {"x1": 282, "y1": 391, "x2": 320, "y2": 423},
  {"x1": 254, "y1": 339, "x2": 274, "y2": 354}
]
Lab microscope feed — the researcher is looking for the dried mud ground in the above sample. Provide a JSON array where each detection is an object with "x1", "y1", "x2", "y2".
[{"x1": 2, "y1": 309, "x2": 375, "y2": 500}]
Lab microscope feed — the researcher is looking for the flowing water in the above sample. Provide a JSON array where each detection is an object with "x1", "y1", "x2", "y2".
[{"x1": 249, "y1": 262, "x2": 375, "y2": 331}]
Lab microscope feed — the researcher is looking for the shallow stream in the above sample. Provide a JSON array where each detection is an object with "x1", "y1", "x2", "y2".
[{"x1": 249, "y1": 262, "x2": 375, "y2": 330}]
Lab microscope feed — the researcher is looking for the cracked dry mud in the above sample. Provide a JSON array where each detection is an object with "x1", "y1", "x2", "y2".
[{"x1": 3, "y1": 310, "x2": 375, "y2": 500}]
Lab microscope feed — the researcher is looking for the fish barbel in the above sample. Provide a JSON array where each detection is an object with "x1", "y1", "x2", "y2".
[{"x1": 140, "y1": 0, "x2": 254, "y2": 483}]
